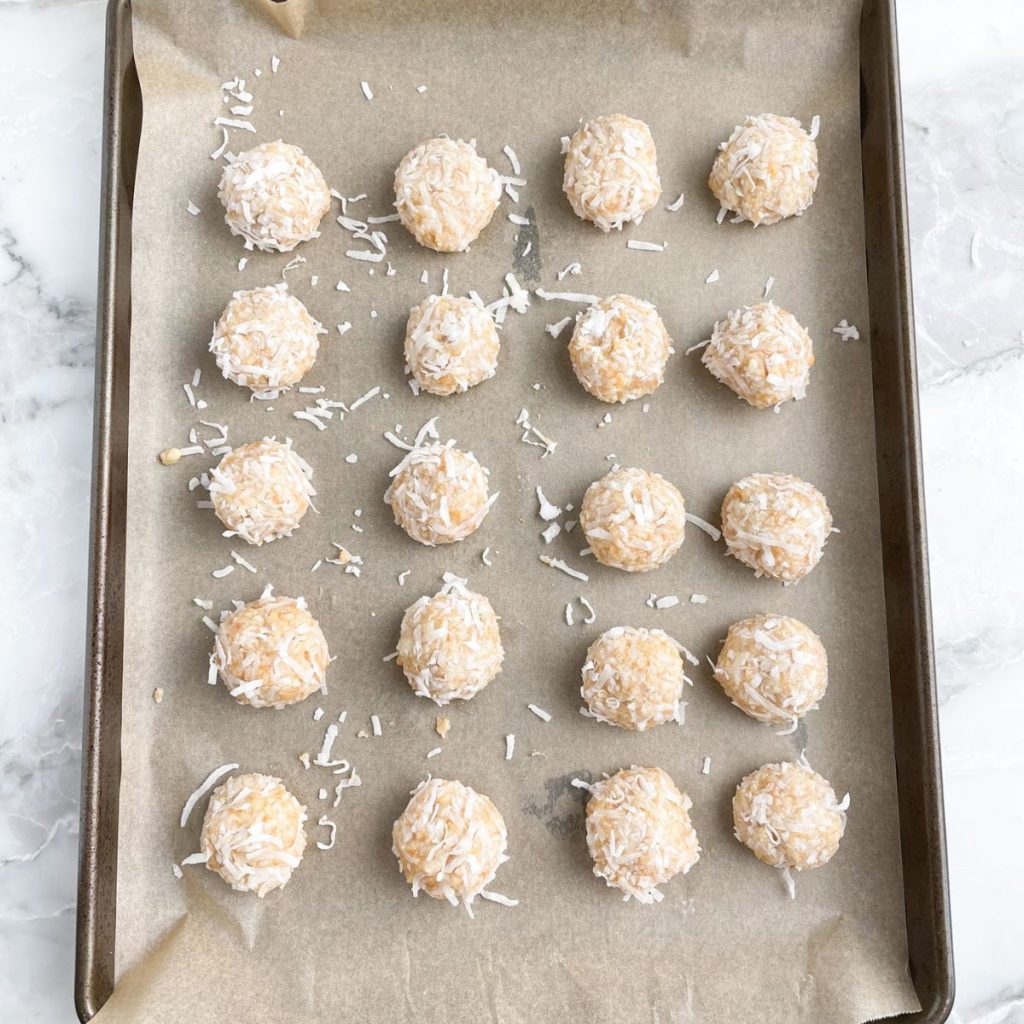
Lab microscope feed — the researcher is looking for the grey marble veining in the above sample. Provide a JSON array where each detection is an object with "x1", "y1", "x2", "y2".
[{"x1": 0, "y1": 0, "x2": 1020, "y2": 1020}]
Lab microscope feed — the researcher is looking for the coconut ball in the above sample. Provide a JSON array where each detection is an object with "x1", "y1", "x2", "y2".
[
  {"x1": 385, "y1": 442, "x2": 494, "y2": 546},
  {"x1": 397, "y1": 578, "x2": 503, "y2": 705},
  {"x1": 218, "y1": 140, "x2": 331, "y2": 252},
  {"x1": 392, "y1": 778, "x2": 510, "y2": 913},
  {"x1": 709, "y1": 114, "x2": 819, "y2": 227},
  {"x1": 212, "y1": 588, "x2": 329, "y2": 709},
  {"x1": 580, "y1": 627, "x2": 690, "y2": 731},
  {"x1": 210, "y1": 284, "x2": 325, "y2": 394},
  {"x1": 209, "y1": 438, "x2": 315, "y2": 546},
  {"x1": 721, "y1": 472, "x2": 832, "y2": 583},
  {"x1": 581, "y1": 466, "x2": 686, "y2": 572},
  {"x1": 713, "y1": 614, "x2": 827, "y2": 730},
  {"x1": 583, "y1": 766, "x2": 699, "y2": 903},
  {"x1": 701, "y1": 302, "x2": 814, "y2": 408},
  {"x1": 405, "y1": 294, "x2": 500, "y2": 396},
  {"x1": 200, "y1": 772, "x2": 307, "y2": 896},
  {"x1": 563, "y1": 114, "x2": 662, "y2": 232},
  {"x1": 733, "y1": 762, "x2": 848, "y2": 892},
  {"x1": 569, "y1": 295, "x2": 674, "y2": 404},
  {"x1": 394, "y1": 137, "x2": 502, "y2": 253}
]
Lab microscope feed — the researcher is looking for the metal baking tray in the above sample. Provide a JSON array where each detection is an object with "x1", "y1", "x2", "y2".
[{"x1": 75, "y1": 0, "x2": 954, "y2": 1019}]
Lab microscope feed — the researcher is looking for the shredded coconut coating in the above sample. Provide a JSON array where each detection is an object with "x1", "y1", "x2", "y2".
[
  {"x1": 714, "y1": 614, "x2": 827, "y2": 727},
  {"x1": 581, "y1": 627, "x2": 687, "y2": 730},
  {"x1": 210, "y1": 284, "x2": 325, "y2": 393},
  {"x1": 709, "y1": 114, "x2": 819, "y2": 227},
  {"x1": 585, "y1": 766, "x2": 699, "y2": 903},
  {"x1": 569, "y1": 294, "x2": 674, "y2": 403},
  {"x1": 405, "y1": 294, "x2": 500, "y2": 396},
  {"x1": 392, "y1": 778, "x2": 508, "y2": 909},
  {"x1": 218, "y1": 140, "x2": 331, "y2": 252},
  {"x1": 213, "y1": 593, "x2": 329, "y2": 709},
  {"x1": 563, "y1": 114, "x2": 662, "y2": 231},
  {"x1": 200, "y1": 772, "x2": 307, "y2": 896},
  {"x1": 733, "y1": 762, "x2": 847, "y2": 871},
  {"x1": 398, "y1": 579, "x2": 504, "y2": 705},
  {"x1": 385, "y1": 442, "x2": 494, "y2": 546},
  {"x1": 209, "y1": 438, "x2": 315, "y2": 546},
  {"x1": 701, "y1": 302, "x2": 814, "y2": 408},
  {"x1": 394, "y1": 137, "x2": 502, "y2": 252},
  {"x1": 581, "y1": 466, "x2": 686, "y2": 572},
  {"x1": 720, "y1": 472, "x2": 832, "y2": 583}
]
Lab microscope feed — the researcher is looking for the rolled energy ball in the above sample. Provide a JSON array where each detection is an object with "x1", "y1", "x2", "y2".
[
  {"x1": 701, "y1": 302, "x2": 814, "y2": 409},
  {"x1": 394, "y1": 137, "x2": 502, "y2": 253},
  {"x1": 209, "y1": 438, "x2": 316, "y2": 546},
  {"x1": 563, "y1": 114, "x2": 662, "y2": 231},
  {"x1": 392, "y1": 777, "x2": 511, "y2": 914},
  {"x1": 212, "y1": 587, "x2": 329, "y2": 709},
  {"x1": 397, "y1": 577, "x2": 504, "y2": 705},
  {"x1": 720, "y1": 472, "x2": 832, "y2": 583},
  {"x1": 385, "y1": 441, "x2": 495, "y2": 546},
  {"x1": 581, "y1": 466, "x2": 686, "y2": 572},
  {"x1": 200, "y1": 772, "x2": 307, "y2": 896},
  {"x1": 569, "y1": 295, "x2": 674, "y2": 404},
  {"x1": 580, "y1": 627, "x2": 690, "y2": 731},
  {"x1": 582, "y1": 766, "x2": 700, "y2": 903},
  {"x1": 218, "y1": 140, "x2": 331, "y2": 252},
  {"x1": 709, "y1": 114, "x2": 819, "y2": 227},
  {"x1": 210, "y1": 284, "x2": 325, "y2": 394},
  {"x1": 713, "y1": 614, "x2": 827, "y2": 731},
  {"x1": 733, "y1": 761, "x2": 849, "y2": 896},
  {"x1": 405, "y1": 294, "x2": 500, "y2": 396}
]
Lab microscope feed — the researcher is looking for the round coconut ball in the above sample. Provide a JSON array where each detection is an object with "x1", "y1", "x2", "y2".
[
  {"x1": 405, "y1": 294, "x2": 500, "y2": 396},
  {"x1": 581, "y1": 466, "x2": 686, "y2": 572},
  {"x1": 200, "y1": 772, "x2": 307, "y2": 896},
  {"x1": 580, "y1": 627, "x2": 690, "y2": 731},
  {"x1": 733, "y1": 762, "x2": 848, "y2": 891},
  {"x1": 713, "y1": 614, "x2": 827, "y2": 730},
  {"x1": 218, "y1": 140, "x2": 331, "y2": 252},
  {"x1": 709, "y1": 114, "x2": 819, "y2": 227},
  {"x1": 701, "y1": 302, "x2": 814, "y2": 408},
  {"x1": 394, "y1": 137, "x2": 502, "y2": 253},
  {"x1": 212, "y1": 588, "x2": 329, "y2": 709},
  {"x1": 569, "y1": 295, "x2": 674, "y2": 404},
  {"x1": 583, "y1": 766, "x2": 700, "y2": 903},
  {"x1": 209, "y1": 438, "x2": 315, "y2": 546},
  {"x1": 210, "y1": 284, "x2": 325, "y2": 393},
  {"x1": 392, "y1": 778, "x2": 510, "y2": 912},
  {"x1": 385, "y1": 442, "x2": 494, "y2": 546},
  {"x1": 721, "y1": 472, "x2": 832, "y2": 583},
  {"x1": 563, "y1": 114, "x2": 662, "y2": 231},
  {"x1": 397, "y1": 579, "x2": 503, "y2": 705}
]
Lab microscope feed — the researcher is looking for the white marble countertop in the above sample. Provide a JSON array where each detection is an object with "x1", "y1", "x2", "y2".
[{"x1": 0, "y1": 0, "x2": 1020, "y2": 1020}]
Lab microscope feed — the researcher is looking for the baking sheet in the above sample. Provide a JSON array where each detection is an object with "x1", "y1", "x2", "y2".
[{"x1": 94, "y1": 0, "x2": 920, "y2": 1020}]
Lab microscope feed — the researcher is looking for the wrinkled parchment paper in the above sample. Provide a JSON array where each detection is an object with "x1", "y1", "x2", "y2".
[{"x1": 98, "y1": 0, "x2": 921, "y2": 1020}]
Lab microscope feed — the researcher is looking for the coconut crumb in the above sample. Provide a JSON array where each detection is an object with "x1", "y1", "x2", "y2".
[
  {"x1": 539, "y1": 555, "x2": 588, "y2": 582},
  {"x1": 690, "y1": 593, "x2": 709, "y2": 604},
  {"x1": 371, "y1": 714, "x2": 382, "y2": 737},
  {"x1": 505, "y1": 734, "x2": 515, "y2": 760},
  {"x1": 665, "y1": 192, "x2": 685, "y2": 212},
  {"x1": 705, "y1": 268, "x2": 720, "y2": 284},
  {"x1": 536, "y1": 486, "x2": 562, "y2": 521},
  {"x1": 832, "y1": 319, "x2": 861, "y2": 341},
  {"x1": 435, "y1": 716, "x2": 451, "y2": 739},
  {"x1": 153, "y1": 688, "x2": 164, "y2": 704},
  {"x1": 527, "y1": 703, "x2": 552, "y2": 722},
  {"x1": 159, "y1": 447, "x2": 181, "y2": 466}
]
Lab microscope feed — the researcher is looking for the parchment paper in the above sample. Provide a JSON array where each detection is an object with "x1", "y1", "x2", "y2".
[{"x1": 98, "y1": 0, "x2": 921, "y2": 1020}]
